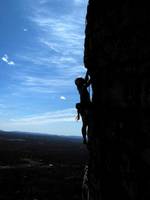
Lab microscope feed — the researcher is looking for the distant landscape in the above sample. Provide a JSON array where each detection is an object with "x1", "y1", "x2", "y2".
[{"x1": 0, "y1": 130, "x2": 88, "y2": 200}]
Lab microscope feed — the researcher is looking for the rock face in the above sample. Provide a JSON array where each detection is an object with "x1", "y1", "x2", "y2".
[{"x1": 84, "y1": 1, "x2": 150, "y2": 199}]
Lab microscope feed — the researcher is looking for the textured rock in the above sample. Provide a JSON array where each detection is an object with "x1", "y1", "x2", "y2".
[{"x1": 84, "y1": 1, "x2": 150, "y2": 199}]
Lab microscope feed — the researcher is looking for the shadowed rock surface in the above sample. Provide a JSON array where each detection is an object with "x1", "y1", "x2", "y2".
[{"x1": 84, "y1": 1, "x2": 150, "y2": 199}]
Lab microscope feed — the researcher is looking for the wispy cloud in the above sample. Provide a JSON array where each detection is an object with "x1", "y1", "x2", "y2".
[
  {"x1": 12, "y1": 74, "x2": 74, "y2": 94},
  {"x1": 12, "y1": 0, "x2": 88, "y2": 100},
  {"x1": 39, "y1": 0, "x2": 48, "y2": 4},
  {"x1": 21, "y1": 86, "x2": 56, "y2": 94},
  {"x1": 30, "y1": 14, "x2": 84, "y2": 62},
  {"x1": 21, "y1": 75, "x2": 72, "y2": 93},
  {"x1": 17, "y1": 0, "x2": 87, "y2": 77},
  {"x1": 21, "y1": 76, "x2": 71, "y2": 87},
  {"x1": 10, "y1": 108, "x2": 76, "y2": 125},
  {"x1": 0, "y1": 107, "x2": 81, "y2": 135},
  {"x1": 74, "y1": 0, "x2": 84, "y2": 6},
  {"x1": 1, "y1": 54, "x2": 15, "y2": 65}
]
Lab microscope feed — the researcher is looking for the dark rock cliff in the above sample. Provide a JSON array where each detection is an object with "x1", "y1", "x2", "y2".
[{"x1": 84, "y1": 1, "x2": 150, "y2": 199}]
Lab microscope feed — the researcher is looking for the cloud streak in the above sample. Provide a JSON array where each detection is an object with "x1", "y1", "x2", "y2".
[
  {"x1": 13, "y1": 75, "x2": 73, "y2": 94},
  {"x1": 14, "y1": 0, "x2": 87, "y2": 97},
  {"x1": 10, "y1": 108, "x2": 76, "y2": 125},
  {"x1": 1, "y1": 54, "x2": 15, "y2": 65},
  {"x1": 18, "y1": 0, "x2": 87, "y2": 75},
  {"x1": 0, "y1": 107, "x2": 81, "y2": 135},
  {"x1": 21, "y1": 76, "x2": 71, "y2": 87}
]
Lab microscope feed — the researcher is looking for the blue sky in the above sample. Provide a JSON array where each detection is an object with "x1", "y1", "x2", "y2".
[{"x1": 0, "y1": 0, "x2": 88, "y2": 135}]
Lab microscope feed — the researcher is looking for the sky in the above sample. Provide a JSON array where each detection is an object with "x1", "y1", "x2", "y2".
[{"x1": 0, "y1": 0, "x2": 88, "y2": 135}]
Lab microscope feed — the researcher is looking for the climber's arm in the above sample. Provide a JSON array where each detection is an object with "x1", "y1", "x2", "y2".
[
  {"x1": 76, "y1": 110, "x2": 80, "y2": 121},
  {"x1": 85, "y1": 71, "x2": 91, "y2": 87},
  {"x1": 85, "y1": 71, "x2": 89, "y2": 82},
  {"x1": 86, "y1": 79, "x2": 91, "y2": 87}
]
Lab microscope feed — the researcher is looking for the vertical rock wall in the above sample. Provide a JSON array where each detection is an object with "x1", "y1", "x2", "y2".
[{"x1": 84, "y1": 1, "x2": 150, "y2": 199}]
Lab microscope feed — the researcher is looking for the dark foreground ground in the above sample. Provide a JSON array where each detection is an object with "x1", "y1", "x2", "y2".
[{"x1": 0, "y1": 130, "x2": 88, "y2": 200}]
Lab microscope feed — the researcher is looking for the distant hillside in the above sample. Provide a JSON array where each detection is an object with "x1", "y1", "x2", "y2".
[
  {"x1": 0, "y1": 130, "x2": 88, "y2": 166},
  {"x1": 0, "y1": 131, "x2": 87, "y2": 200},
  {"x1": 0, "y1": 130, "x2": 81, "y2": 140}
]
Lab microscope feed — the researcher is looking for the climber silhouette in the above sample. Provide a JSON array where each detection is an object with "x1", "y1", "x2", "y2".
[{"x1": 75, "y1": 71, "x2": 91, "y2": 144}]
